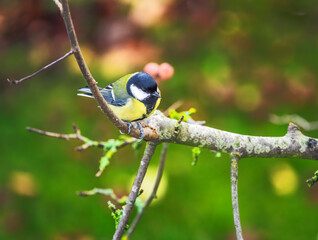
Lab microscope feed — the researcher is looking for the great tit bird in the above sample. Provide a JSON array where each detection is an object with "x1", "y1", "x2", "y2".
[{"x1": 77, "y1": 72, "x2": 161, "y2": 140}]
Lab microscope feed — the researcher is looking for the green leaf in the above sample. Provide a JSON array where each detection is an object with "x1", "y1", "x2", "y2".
[
  {"x1": 107, "y1": 201, "x2": 127, "y2": 229},
  {"x1": 169, "y1": 107, "x2": 197, "y2": 122},
  {"x1": 192, "y1": 147, "x2": 201, "y2": 166},
  {"x1": 306, "y1": 170, "x2": 318, "y2": 187}
]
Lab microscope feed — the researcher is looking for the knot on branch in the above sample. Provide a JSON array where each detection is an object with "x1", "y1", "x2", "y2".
[
  {"x1": 7, "y1": 78, "x2": 18, "y2": 85},
  {"x1": 286, "y1": 122, "x2": 302, "y2": 139},
  {"x1": 288, "y1": 122, "x2": 301, "y2": 133}
]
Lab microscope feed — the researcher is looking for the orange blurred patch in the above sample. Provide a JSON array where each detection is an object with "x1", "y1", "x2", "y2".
[
  {"x1": 287, "y1": 78, "x2": 314, "y2": 106},
  {"x1": 99, "y1": 40, "x2": 160, "y2": 79},
  {"x1": 124, "y1": 0, "x2": 172, "y2": 27},
  {"x1": 9, "y1": 171, "x2": 37, "y2": 197},
  {"x1": 0, "y1": 14, "x2": 4, "y2": 31}
]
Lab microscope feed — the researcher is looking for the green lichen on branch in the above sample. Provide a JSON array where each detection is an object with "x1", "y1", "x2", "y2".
[
  {"x1": 78, "y1": 187, "x2": 144, "y2": 230},
  {"x1": 306, "y1": 170, "x2": 318, "y2": 187},
  {"x1": 26, "y1": 125, "x2": 137, "y2": 175},
  {"x1": 107, "y1": 198, "x2": 144, "y2": 231},
  {"x1": 192, "y1": 147, "x2": 201, "y2": 166},
  {"x1": 169, "y1": 107, "x2": 197, "y2": 122},
  {"x1": 145, "y1": 112, "x2": 318, "y2": 160},
  {"x1": 108, "y1": 201, "x2": 128, "y2": 230},
  {"x1": 95, "y1": 136, "x2": 135, "y2": 177}
]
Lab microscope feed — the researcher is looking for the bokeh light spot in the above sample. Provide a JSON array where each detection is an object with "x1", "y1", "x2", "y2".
[
  {"x1": 9, "y1": 171, "x2": 37, "y2": 197},
  {"x1": 270, "y1": 163, "x2": 298, "y2": 196}
]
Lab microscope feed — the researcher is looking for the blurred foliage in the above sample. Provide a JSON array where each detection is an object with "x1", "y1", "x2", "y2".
[{"x1": 1, "y1": 0, "x2": 318, "y2": 239}]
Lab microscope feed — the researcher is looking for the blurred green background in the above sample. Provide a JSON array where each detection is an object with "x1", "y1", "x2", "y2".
[{"x1": 1, "y1": 0, "x2": 318, "y2": 239}]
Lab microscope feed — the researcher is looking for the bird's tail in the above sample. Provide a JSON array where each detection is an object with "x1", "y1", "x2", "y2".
[{"x1": 77, "y1": 86, "x2": 102, "y2": 98}]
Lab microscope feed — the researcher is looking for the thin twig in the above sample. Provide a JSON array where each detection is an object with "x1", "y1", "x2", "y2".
[
  {"x1": 177, "y1": 115, "x2": 184, "y2": 124},
  {"x1": 26, "y1": 126, "x2": 78, "y2": 141},
  {"x1": 27, "y1": 124, "x2": 132, "y2": 151},
  {"x1": 58, "y1": 0, "x2": 154, "y2": 140},
  {"x1": 7, "y1": 50, "x2": 73, "y2": 85},
  {"x1": 126, "y1": 143, "x2": 168, "y2": 238},
  {"x1": 113, "y1": 142, "x2": 157, "y2": 240},
  {"x1": 231, "y1": 154, "x2": 243, "y2": 240},
  {"x1": 77, "y1": 188, "x2": 127, "y2": 204}
]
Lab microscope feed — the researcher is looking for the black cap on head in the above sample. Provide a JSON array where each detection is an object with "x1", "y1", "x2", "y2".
[
  {"x1": 127, "y1": 72, "x2": 160, "y2": 103},
  {"x1": 127, "y1": 72, "x2": 158, "y2": 95}
]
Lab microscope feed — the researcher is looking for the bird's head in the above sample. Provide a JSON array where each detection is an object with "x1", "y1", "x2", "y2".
[{"x1": 127, "y1": 72, "x2": 161, "y2": 102}]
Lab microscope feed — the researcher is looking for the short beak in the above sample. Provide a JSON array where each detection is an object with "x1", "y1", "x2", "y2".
[
  {"x1": 152, "y1": 92, "x2": 161, "y2": 98},
  {"x1": 153, "y1": 91, "x2": 161, "y2": 98}
]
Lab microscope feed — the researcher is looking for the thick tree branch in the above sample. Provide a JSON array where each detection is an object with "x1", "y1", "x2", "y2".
[
  {"x1": 113, "y1": 142, "x2": 157, "y2": 240},
  {"x1": 144, "y1": 111, "x2": 318, "y2": 160},
  {"x1": 126, "y1": 142, "x2": 168, "y2": 238},
  {"x1": 231, "y1": 154, "x2": 243, "y2": 240},
  {"x1": 59, "y1": 0, "x2": 154, "y2": 140}
]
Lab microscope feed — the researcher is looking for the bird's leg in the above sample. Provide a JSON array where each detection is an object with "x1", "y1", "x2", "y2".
[
  {"x1": 136, "y1": 122, "x2": 144, "y2": 141},
  {"x1": 120, "y1": 121, "x2": 132, "y2": 135}
]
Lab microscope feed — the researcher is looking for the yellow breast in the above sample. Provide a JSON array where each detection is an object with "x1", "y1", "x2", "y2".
[
  {"x1": 109, "y1": 98, "x2": 147, "y2": 122},
  {"x1": 109, "y1": 97, "x2": 160, "y2": 122}
]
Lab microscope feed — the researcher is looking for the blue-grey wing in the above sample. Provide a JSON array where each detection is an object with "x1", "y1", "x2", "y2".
[
  {"x1": 77, "y1": 84, "x2": 128, "y2": 106},
  {"x1": 77, "y1": 83, "x2": 129, "y2": 106},
  {"x1": 100, "y1": 84, "x2": 128, "y2": 107}
]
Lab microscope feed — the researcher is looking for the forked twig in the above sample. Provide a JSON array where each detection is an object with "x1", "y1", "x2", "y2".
[
  {"x1": 27, "y1": 124, "x2": 133, "y2": 151},
  {"x1": 126, "y1": 143, "x2": 168, "y2": 238},
  {"x1": 112, "y1": 142, "x2": 157, "y2": 240}
]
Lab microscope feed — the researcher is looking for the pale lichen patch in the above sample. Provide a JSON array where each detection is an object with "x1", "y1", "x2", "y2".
[
  {"x1": 273, "y1": 139, "x2": 280, "y2": 148},
  {"x1": 265, "y1": 146, "x2": 271, "y2": 153},
  {"x1": 281, "y1": 140, "x2": 289, "y2": 149},
  {"x1": 165, "y1": 131, "x2": 172, "y2": 139},
  {"x1": 246, "y1": 144, "x2": 253, "y2": 154},
  {"x1": 181, "y1": 135, "x2": 188, "y2": 142},
  {"x1": 299, "y1": 138, "x2": 308, "y2": 153},
  {"x1": 200, "y1": 139, "x2": 206, "y2": 147},
  {"x1": 233, "y1": 140, "x2": 241, "y2": 149},
  {"x1": 206, "y1": 137, "x2": 213, "y2": 145},
  {"x1": 215, "y1": 137, "x2": 227, "y2": 151},
  {"x1": 254, "y1": 145, "x2": 262, "y2": 154}
]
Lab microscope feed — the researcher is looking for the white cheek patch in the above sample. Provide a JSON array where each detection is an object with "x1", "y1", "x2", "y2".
[{"x1": 130, "y1": 84, "x2": 150, "y2": 101}]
